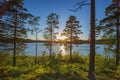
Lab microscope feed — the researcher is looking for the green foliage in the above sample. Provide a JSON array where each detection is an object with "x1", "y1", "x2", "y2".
[
  {"x1": 0, "y1": 53, "x2": 12, "y2": 66},
  {"x1": 0, "y1": 0, "x2": 33, "y2": 66},
  {"x1": 114, "y1": 65, "x2": 120, "y2": 80},
  {"x1": 43, "y1": 13, "x2": 60, "y2": 59},
  {"x1": 95, "y1": 55, "x2": 116, "y2": 80},
  {"x1": 97, "y1": 0, "x2": 120, "y2": 65},
  {"x1": 28, "y1": 16, "x2": 41, "y2": 64},
  {"x1": 0, "y1": 53, "x2": 120, "y2": 80},
  {"x1": 63, "y1": 16, "x2": 83, "y2": 62}
]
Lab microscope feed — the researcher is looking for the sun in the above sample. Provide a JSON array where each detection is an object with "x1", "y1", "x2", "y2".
[{"x1": 57, "y1": 34, "x2": 67, "y2": 41}]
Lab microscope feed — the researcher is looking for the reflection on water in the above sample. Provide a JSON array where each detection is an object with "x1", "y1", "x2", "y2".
[
  {"x1": 59, "y1": 44, "x2": 66, "y2": 56},
  {"x1": 25, "y1": 43, "x2": 115, "y2": 56}
]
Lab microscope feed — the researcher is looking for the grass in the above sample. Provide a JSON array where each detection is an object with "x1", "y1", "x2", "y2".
[{"x1": 0, "y1": 52, "x2": 120, "y2": 80}]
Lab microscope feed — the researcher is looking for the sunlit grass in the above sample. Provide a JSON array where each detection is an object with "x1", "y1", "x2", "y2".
[{"x1": 0, "y1": 53, "x2": 120, "y2": 80}]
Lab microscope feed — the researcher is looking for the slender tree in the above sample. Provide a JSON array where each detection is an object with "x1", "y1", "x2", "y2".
[
  {"x1": 3, "y1": 0, "x2": 32, "y2": 66},
  {"x1": 63, "y1": 16, "x2": 82, "y2": 62},
  {"x1": 69, "y1": 0, "x2": 96, "y2": 79},
  {"x1": 69, "y1": 1, "x2": 96, "y2": 79},
  {"x1": 28, "y1": 16, "x2": 41, "y2": 64},
  {"x1": 97, "y1": 0, "x2": 120, "y2": 66},
  {"x1": 88, "y1": 0, "x2": 96, "y2": 80},
  {"x1": 43, "y1": 13, "x2": 59, "y2": 60}
]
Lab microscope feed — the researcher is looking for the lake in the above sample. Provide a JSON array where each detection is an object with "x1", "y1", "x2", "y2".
[{"x1": 25, "y1": 43, "x2": 115, "y2": 56}]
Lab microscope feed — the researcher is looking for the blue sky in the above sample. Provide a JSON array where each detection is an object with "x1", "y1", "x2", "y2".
[{"x1": 24, "y1": 0, "x2": 112, "y2": 40}]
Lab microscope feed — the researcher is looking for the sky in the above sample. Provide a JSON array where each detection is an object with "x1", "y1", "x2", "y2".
[{"x1": 23, "y1": 0, "x2": 112, "y2": 40}]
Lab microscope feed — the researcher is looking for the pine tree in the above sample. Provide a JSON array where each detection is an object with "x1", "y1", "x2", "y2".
[
  {"x1": 0, "y1": 0, "x2": 13, "y2": 18},
  {"x1": 43, "y1": 13, "x2": 59, "y2": 60},
  {"x1": 97, "y1": 0, "x2": 120, "y2": 66},
  {"x1": 3, "y1": 0, "x2": 32, "y2": 66},
  {"x1": 63, "y1": 16, "x2": 82, "y2": 62},
  {"x1": 0, "y1": 0, "x2": 14, "y2": 52},
  {"x1": 28, "y1": 16, "x2": 41, "y2": 64}
]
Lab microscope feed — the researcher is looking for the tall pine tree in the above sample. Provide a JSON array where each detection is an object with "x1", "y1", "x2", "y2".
[
  {"x1": 63, "y1": 16, "x2": 82, "y2": 62},
  {"x1": 43, "y1": 13, "x2": 59, "y2": 60},
  {"x1": 3, "y1": 0, "x2": 32, "y2": 66},
  {"x1": 97, "y1": 0, "x2": 120, "y2": 66},
  {"x1": 28, "y1": 16, "x2": 41, "y2": 64}
]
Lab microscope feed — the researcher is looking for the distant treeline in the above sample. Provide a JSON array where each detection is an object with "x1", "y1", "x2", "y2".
[{"x1": 0, "y1": 38, "x2": 116, "y2": 44}]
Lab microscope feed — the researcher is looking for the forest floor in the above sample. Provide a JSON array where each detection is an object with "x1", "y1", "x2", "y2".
[{"x1": 0, "y1": 53, "x2": 120, "y2": 80}]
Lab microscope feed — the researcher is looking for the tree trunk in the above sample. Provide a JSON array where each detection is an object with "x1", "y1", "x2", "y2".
[
  {"x1": 35, "y1": 32, "x2": 38, "y2": 64},
  {"x1": 116, "y1": 1, "x2": 119, "y2": 66},
  {"x1": 88, "y1": 0, "x2": 96, "y2": 80},
  {"x1": 13, "y1": 11, "x2": 17, "y2": 66},
  {"x1": 70, "y1": 24, "x2": 72, "y2": 62},
  {"x1": 70, "y1": 41, "x2": 72, "y2": 62},
  {"x1": 49, "y1": 27, "x2": 52, "y2": 60}
]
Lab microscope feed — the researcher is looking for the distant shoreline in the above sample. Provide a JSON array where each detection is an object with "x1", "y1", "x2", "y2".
[
  {"x1": 0, "y1": 38, "x2": 115, "y2": 44},
  {"x1": 24, "y1": 39, "x2": 115, "y2": 44}
]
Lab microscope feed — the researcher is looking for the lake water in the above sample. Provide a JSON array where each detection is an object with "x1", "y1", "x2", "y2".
[{"x1": 25, "y1": 43, "x2": 114, "y2": 56}]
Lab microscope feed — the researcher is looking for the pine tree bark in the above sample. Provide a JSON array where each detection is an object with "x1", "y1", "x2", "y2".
[
  {"x1": 116, "y1": 0, "x2": 119, "y2": 66},
  {"x1": 88, "y1": 0, "x2": 96, "y2": 80},
  {"x1": 50, "y1": 26, "x2": 52, "y2": 60},
  {"x1": 35, "y1": 32, "x2": 38, "y2": 64},
  {"x1": 13, "y1": 11, "x2": 17, "y2": 66},
  {"x1": 70, "y1": 23, "x2": 72, "y2": 62}
]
